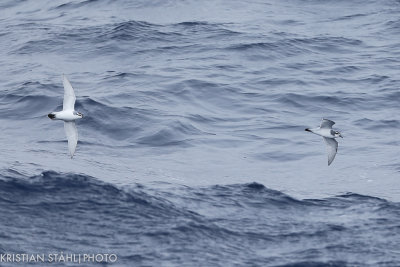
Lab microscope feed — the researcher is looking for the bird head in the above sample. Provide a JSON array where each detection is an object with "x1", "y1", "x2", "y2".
[
  {"x1": 334, "y1": 131, "x2": 343, "y2": 138},
  {"x1": 73, "y1": 111, "x2": 84, "y2": 118}
]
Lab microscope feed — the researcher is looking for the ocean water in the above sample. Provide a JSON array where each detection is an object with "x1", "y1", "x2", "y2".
[{"x1": 0, "y1": 0, "x2": 399, "y2": 266}]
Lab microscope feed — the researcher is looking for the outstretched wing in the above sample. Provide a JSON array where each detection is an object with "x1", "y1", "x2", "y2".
[
  {"x1": 320, "y1": 118, "x2": 335, "y2": 129},
  {"x1": 63, "y1": 75, "x2": 76, "y2": 111},
  {"x1": 323, "y1": 137, "x2": 338, "y2": 166},
  {"x1": 64, "y1": 121, "x2": 78, "y2": 158}
]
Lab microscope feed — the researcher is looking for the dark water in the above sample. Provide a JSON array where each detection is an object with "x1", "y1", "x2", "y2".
[
  {"x1": 1, "y1": 171, "x2": 400, "y2": 266},
  {"x1": 0, "y1": 0, "x2": 399, "y2": 266}
]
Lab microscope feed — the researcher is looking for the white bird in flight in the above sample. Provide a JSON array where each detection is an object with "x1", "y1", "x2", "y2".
[
  {"x1": 48, "y1": 75, "x2": 83, "y2": 158},
  {"x1": 305, "y1": 119, "x2": 343, "y2": 166}
]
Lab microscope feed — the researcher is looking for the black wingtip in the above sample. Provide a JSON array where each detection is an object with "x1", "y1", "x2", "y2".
[
  {"x1": 305, "y1": 128, "x2": 311, "y2": 132},
  {"x1": 48, "y1": 113, "x2": 55, "y2": 119}
]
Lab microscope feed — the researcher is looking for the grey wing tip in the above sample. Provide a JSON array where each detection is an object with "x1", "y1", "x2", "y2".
[
  {"x1": 323, "y1": 118, "x2": 334, "y2": 122},
  {"x1": 328, "y1": 157, "x2": 334, "y2": 166}
]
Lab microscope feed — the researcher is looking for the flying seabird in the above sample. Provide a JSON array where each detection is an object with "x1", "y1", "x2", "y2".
[
  {"x1": 305, "y1": 118, "x2": 343, "y2": 166},
  {"x1": 48, "y1": 75, "x2": 83, "y2": 158}
]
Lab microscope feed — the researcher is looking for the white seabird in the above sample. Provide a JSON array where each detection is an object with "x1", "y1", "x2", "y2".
[
  {"x1": 305, "y1": 118, "x2": 343, "y2": 166},
  {"x1": 48, "y1": 75, "x2": 83, "y2": 158}
]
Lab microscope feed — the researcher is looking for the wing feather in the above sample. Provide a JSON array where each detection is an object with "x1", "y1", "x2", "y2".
[
  {"x1": 323, "y1": 137, "x2": 338, "y2": 166},
  {"x1": 64, "y1": 121, "x2": 78, "y2": 158},
  {"x1": 320, "y1": 118, "x2": 335, "y2": 129},
  {"x1": 63, "y1": 75, "x2": 76, "y2": 111}
]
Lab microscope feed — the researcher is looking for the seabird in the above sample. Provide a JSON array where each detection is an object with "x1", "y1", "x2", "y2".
[
  {"x1": 305, "y1": 118, "x2": 343, "y2": 166},
  {"x1": 48, "y1": 75, "x2": 83, "y2": 158}
]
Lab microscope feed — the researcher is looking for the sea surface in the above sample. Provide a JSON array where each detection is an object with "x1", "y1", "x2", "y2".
[{"x1": 0, "y1": 0, "x2": 399, "y2": 266}]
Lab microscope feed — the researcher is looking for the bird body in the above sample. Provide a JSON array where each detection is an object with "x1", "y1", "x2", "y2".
[
  {"x1": 305, "y1": 119, "x2": 342, "y2": 166},
  {"x1": 48, "y1": 110, "x2": 82, "y2": 121},
  {"x1": 306, "y1": 127, "x2": 338, "y2": 138},
  {"x1": 48, "y1": 75, "x2": 83, "y2": 158}
]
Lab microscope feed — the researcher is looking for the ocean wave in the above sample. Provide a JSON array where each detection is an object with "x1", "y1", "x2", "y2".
[
  {"x1": 1, "y1": 0, "x2": 400, "y2": 265},
  {"x1": 53, "y1": 0, "x2": 102, "y2": 10},
  {"x1": 274, "y1": 92, "x2": 367, "y2": 110},
  {"x1": 1, "y1": 171, "x2": 396, "y2": 218},
  {"x1": 0, "y1": 171, "x2": 399, "y2": 265},
  {"x1": 353, "y1": 118, "x2": 400, "y2": 130},
  {"x1": 227, "y1": 36, "x2": 363, "y2": 61}
]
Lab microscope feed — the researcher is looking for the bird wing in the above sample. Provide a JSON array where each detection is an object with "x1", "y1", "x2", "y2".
[
  {"x1": 64, "y1": 121, "x2": 78, "y2": 158},
  {"x1": 323, "y1": 137, "x2": 338, "y2": 166},
  {"x1": 62, "y1": 75, "x2": 76, "y2": 111},
  {"x1": 320, "y1": 118, "x2": 335, "y2": 129}
]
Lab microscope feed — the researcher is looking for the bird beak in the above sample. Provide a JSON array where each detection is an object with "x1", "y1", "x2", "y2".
[{"x1": 339, "y1": 134, "x2": 343, "y2": 138}]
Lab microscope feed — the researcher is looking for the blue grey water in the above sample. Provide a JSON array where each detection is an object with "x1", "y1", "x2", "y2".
[{"x1": 0, "y1": 0, "x2": 399, "y2": 266}]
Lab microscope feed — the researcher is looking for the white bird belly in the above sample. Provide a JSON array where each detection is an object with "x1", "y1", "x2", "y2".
[
  {"x1": 319, "y1": 128, "x2": 334, "y2": 138},
  {"x1": 310, "y1": 128, "x2": 334, "y2": 138},
  {"x1": 55, "y1": 111, "x2": 78, "y2": 121}
]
